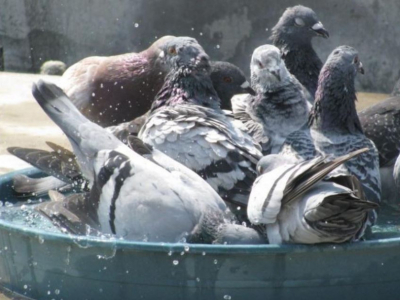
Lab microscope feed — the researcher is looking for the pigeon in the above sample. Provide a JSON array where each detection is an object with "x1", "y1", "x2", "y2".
[
  {"x1": 231, "y1": 45, "x2": 310, "y2": 155},
  {"x1": 61, "y1": 35, "x2": 176, "y2": 127},
  {"x1": 248, "y1": 149, "x2": 378, "y2": 244},
  {"x1": 30, "y1": 80, "x2": 265, "y2": 244},
  {"x1": 358, "y1": 78, "x2": 400, "y2": 205},
  {"x1": 270, "y1": 5, "x2": 329, "y2": 99},
  {"x1": 209, "y1": 61, "x2": 255, "y2": 109},
  {"x1": 137, "y1": 37, "x2": 262, "y2": 216},
  {"x1": 279, "y1": 46, "x2": 381, "y2": 224}
]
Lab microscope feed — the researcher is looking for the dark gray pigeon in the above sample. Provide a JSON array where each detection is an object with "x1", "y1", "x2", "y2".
[
  {"x1": 248, "y1": 149, "x2": 378, "y2": 244},
  {"x1": 358, "y1": 78, "x2": 400, "y2": 205},
  {"x1": 231, "y1": 45, "x2": 310, "y2": 155},
  {"x1": 280, "y1": 46, "x2": 381, "y2": 225},
  {"x1": 209, "y1": 61, "x2": 255, "y2": 109},
  {"x1": 137, "y1": 37, "x2": 263, "y2": 216},
  {"x1": 270, "y1": 5, "x2": 329, "y2": 99},
  {"x1": 30, "y1": 80, "x2": 265, "y2": 244}
]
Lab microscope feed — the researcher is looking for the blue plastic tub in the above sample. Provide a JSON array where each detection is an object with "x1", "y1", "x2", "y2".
[{"x1": 0, "y1": 168, "x2": 399, "y2": 300}]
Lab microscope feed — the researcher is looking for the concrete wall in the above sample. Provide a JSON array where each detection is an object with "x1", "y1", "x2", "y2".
[{"x1": 1, "y1": 0, "x2": 399, "y2": 93}]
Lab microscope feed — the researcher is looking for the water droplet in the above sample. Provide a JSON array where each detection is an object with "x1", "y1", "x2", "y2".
[
  {"x1": 199, "y1": 32, "x2": 203, "y2": 36},
  {"x1": 168, "y1": 251, "x2": 172, "y2": 256},
  {"x1": 38, "y1": 236, "x2": 44, "y2": 244},
  {"x1": 47, "y1": 291, "x2": 51, "y2": 295},
  {"x1": 23, "y1": 285, "x2": 28, "y2": 289},
  {"x1": 216, "y1": 45, "x2": 220, "y2": 49},
  {"x1": 126, "y1": 270, "x2": 129, "y2": 274},
  {"x1": 191, "y1": 27, "x2": 195, "y2": 31},
  {"x1": 224, "y1": 295, "x2": 232, "y2": 300},
  {"x1": 184, "y1": 245, "x2": 190, "y2": 252},
  {"x1": 196, "y1": 277, "x2": 200, "y2": 282},
  {"x1": 92, "y1": 93, "x2": 95, "y2": 97},
  {"x1": 55, "y1": 289, "x2": 60, "y2": 295},
  {"x1": 237, "y1": 206, "x2": 241, "y2": 211},
  {"x1": 265, "y1": 28, "x2": 269, "y2": 31},
  {"x1": 180, "y1": 251, "x2": 185, "y2": 256},
  {"x1": 202, "y1": 251, "x2": 206, "y2": 256},
  {"x1": 134, "y1": 23, "x2": 139, "y2": 28},
  {"x1": 173, "y1": 260, "x2": 179, "y2": 265},
  {"x1": 214, "y1": 259, "x2": 218, "y2": 264}
]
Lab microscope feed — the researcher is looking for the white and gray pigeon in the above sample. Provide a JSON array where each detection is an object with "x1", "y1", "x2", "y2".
[
  {"x1": 270, "y1": 5, "x2": 329, "y2": 100},
  {"x1": 279, "y1": 46, "x2": 381, "y2": 224},
  {"x1": 248, "y1": 149, "x2": 378, "y2": 244},
  {"x1": 231, "y1": 45, "x2": 310, "y2": 155},
  {"x1": 30, "y1": 80, "x2": 265, "y2": 245},
  {"x1": 136, "y1": 38, "x2": 262, "y2": 217}
]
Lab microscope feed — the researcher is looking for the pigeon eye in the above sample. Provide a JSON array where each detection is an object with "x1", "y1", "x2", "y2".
[
  {"x1": 333, "y1": 50, "x2": 340, "y2": 55},
  {"x1": 294, "y1": 18, "x2": 305, "y2": 27},
  {"x1": 353, "y1": 56, "x2": 359, "y2": 64},
  {"x1": 223, "y1": 77, "x2": 233, "y2": 83},
  {"x1": 168, "y1": 47, "x2": 177, "y2": 55},
  {"x1": 258, "y1": 61, "x2": 264, "y2": 69}
]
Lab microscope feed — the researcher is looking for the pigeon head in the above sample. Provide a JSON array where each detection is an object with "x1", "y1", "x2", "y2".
[
  {"x1": 151, "y1": 38, "x2": 220, "y2": 110},
  {"x1": 322, "y1": 45, "x2": 364, "y2": 77},
  {"x1": 210, "y1": 61, "x2": 255, "y2": 110},
  {"x1": 158, "y1": 36, "x2": 210, "y2": 72},
  {"x1": 250, "y1": 45, "x2": 291, "y2": 93},
  {"x1": 310, "y1": 46, "x2": 364, "y2": 133},
  {"x1": 271, "y1": 5, "x2": 329, "y2": 47}
]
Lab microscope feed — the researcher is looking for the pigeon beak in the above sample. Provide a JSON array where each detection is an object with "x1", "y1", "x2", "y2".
[
  {"x1": 271, "y1": 69, "x2": 281, "y2": 81},
  {"x1": 311, "y1": 22, "x2": 329, "y2": 39},
  {"x1": 240, "y1": 81, "x2": 256, "y2": 95},
  {"x1": 357, "y1": 62, "x2": 365, "y2": 75}
]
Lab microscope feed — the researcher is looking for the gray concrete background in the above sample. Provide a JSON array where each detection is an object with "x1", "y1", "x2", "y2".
[{"x1": 0, "y1": 0, "x2": 399, "y2": 93}]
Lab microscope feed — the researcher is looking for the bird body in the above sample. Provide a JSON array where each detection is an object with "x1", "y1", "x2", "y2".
[
  {"x1": 61, "y1": 36, "x2": 176, "y2": 126},
  {"x1": 280, "y1": 46, "x2": 381, "y2": 223},
  {"x1": 232, "y1": 45, "x2": 309, "y2": 155},
  {"x1": 248, "y1": 150, "x2": 378, "y2": 244}
]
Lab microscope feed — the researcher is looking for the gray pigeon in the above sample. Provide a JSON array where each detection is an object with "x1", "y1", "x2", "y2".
[
  {"x1": 31, "y1": 80, "x2": 265, "y2": 244},
  {"x1": 270, "y1": 5, "x2": 329, "y2": 99},
  {"x1": 280, "y1": 46, "x2": 381, "y2": 224},
  {"x1": 248, "y1": 149, "x2": 378, "y2": 244},
  {"x1": 231, "y1": 45, "x2": 310, "y2": 155},
  {"x1": 137, "y1": 38, "x2": 262, "y2": 214},
  {"x1": 358, "y1": 78, "x2": 400, "y2": 205}
]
